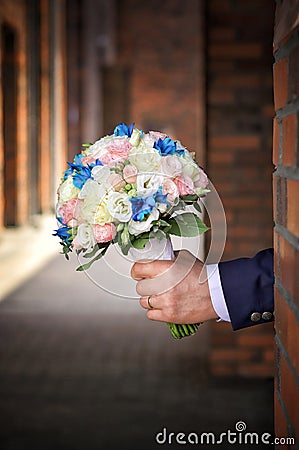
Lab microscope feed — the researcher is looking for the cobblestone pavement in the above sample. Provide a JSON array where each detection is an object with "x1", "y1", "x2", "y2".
[{"x1": 0, "y1": 255, "x2": 274, "y2": 450}]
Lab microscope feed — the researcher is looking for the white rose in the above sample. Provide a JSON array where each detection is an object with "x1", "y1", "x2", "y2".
[
  {"x1": 128, "y1": 208, "x2": 159, "y2": 236},
  {"x1": 79, "y1": 179, "x2": 106, "y2": 224},
  {"x1": 159, "y1": 155, "x2": 182, "y2": 177},
  {"x1": 129, "y1": 141, "x2": 161, "y2": 172},
  {"x1": 73, "y1": 223, "x2": 96, "y2": 251},
  {"x1": 58, "y1": 176, "x2": 80, "y2": 205},
  {"x1": 136, "y1": 173, "x2": 163, "y2": 198},
  {"x1": 91, "y1": 165, "x2": 111, "y2": 186},
  {"x1": 81, "y1": 197, "x2": 99, "y2": 224},
  {"x1": 181, "y1": 156, "x2": 201, "y2": 180},
  {"x1": 94, "y1": 199, "x2": 113, "y2": 225},
  {"x1": 78, "y1": 179, "x2": 106, "y2": 201},
  {"x1": 107, "y1": 192, "x2": 132, "y2": 222}
]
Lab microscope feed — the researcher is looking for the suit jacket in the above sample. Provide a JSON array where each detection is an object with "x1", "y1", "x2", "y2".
[{"x1": 218, "y1": 248, "x2": 274, "y2": 330}]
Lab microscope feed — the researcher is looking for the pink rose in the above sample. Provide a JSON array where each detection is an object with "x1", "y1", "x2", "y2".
[
  {"x1": 58, "y1": 198, "x2": 81, "y2": 226},
  {"x1": 123, "y1": 164, "x2": 138, "y2": 183},
  {"x1": 162, "y1": 178, "x2": 179, "y2": 204},
  {"x1": 93, "y1": 223, "x2": 116, "y2": 243},
  {"x1": 100, "y1": 138, "x2": 132, "y2": 167},
  {"x1": 174, "y1": 175, "x2": 195, "y2": 196},
  {"x1": 81, "y1": 156, "x2": 96, "y2": 166}
]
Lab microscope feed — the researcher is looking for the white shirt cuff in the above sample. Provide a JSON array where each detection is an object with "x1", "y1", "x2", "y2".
[{"x1": 206, "y1": 264, "x2": 231, "y2": 322}]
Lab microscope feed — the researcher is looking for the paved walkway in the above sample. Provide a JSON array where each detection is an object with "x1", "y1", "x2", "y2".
[{"x1": 0, "y1": 254, "x2": 274, "y2": 449}]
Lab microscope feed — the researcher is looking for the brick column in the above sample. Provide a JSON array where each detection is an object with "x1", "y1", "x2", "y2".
[
  {"x1": 206, "y1": 0, "x2": 275, "y2": 377},
  {"x1": 273, "y1": 0, "x2": 299, "y2": 444}
]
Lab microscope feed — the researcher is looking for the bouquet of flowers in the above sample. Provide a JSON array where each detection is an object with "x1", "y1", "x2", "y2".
[{"x1": 54, "y1": 123, "x2": 210, "y2": 339}]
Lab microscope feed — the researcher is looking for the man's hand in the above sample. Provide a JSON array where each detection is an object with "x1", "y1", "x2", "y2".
[{"x1": 131, "y1": 250, "x2": 218, "y2": 324}]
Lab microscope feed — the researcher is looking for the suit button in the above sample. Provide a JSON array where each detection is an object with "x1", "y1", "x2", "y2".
[
  {"x1": 262, "y1": 311, "x2": 272, "y2": 320},
  {"x1": 251, "y1": 312, "x2": 261, "y2": 322}
]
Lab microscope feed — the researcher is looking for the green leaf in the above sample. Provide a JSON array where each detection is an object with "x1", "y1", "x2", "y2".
[
  {"x1": 83, "y1": 243, "x2": 107, "y2": 258},
  {"x1": 118, "y1": 224, "x2": 132, "y2": 255},
  {"x1": 180, "y1": 194, "x2": 198, "y2": 202},
  {"x1": 76, "y1": 245, "x2": 109, "y2": 271},
  {"x1": 193, "y1": 202, "x2": 202, "y2": 213},
  {"x1": 132, "y1": 236, "x2": 149, "y2": 249},
  {"x1": 158, "y1": 219, "x2": 171, "y2": 227},
  {"x1": 168, "y1": 213, "x2": 209, "y2": 237},
  {"x1": 82, "y1": 142, "x2": 93, "y2": 148}
]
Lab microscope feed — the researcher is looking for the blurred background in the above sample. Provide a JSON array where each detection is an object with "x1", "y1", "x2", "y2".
[{"x1": 0, "y1": 0, "x2": 275, "y2": 449}]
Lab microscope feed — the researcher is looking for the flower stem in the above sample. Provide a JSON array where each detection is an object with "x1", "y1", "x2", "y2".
[{"x1": 166, "y1": 322, "x2": 201, "y2": 339}]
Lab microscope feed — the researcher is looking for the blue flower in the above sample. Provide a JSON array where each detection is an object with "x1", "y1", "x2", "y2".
[
  {"x1": 63, "y1": 167, "x2": 73, "y2": 179},
  {"x1": 154, "y1": 187, "x2": 169, "y2": 205},
  {"x1": 71, "y1": 159, "x2": 102, "y2": 189},
  {"x1": 130, "y1": 195, "x2": 156, "y2": 221},
  {"x1": 72, "y1": 166, "x2": 92, "y2": 189},
  {"x1": 114, "y1": 122, "x2": 135, "y2": 137},
  {"x1": 53, "y1": 225, "x2": 73, "y2": 244},
  {"x1": 154, "y1": 137, "x2": 184, "y2": 156}
]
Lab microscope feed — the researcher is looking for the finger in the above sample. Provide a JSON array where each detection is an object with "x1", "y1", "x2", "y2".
[
  {"x1": 146, "y1": 308, "x2": 167, "y2": 322},
  {"x1": 136, "y1": 277, "x2": 173, "y2": 297},
  {"x1": 139, "y1": 296, "x2": 160, "y2": 310},
  {"x1": 139, "y1": 296, "x2": 150, "y2": 310},
  {"x1": 131, "y1": 259, "x2": 172, "y2": 280}
]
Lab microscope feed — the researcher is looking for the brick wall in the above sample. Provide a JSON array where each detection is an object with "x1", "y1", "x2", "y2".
[
  {"x1": 206, "y1": 0, "x2": 275, "y2": 377},
  {"x1": 0, "y1": 0, "x2": 29, "y2": 227},
  {"x1": 117, "y1": 0, "x2": 205, "y2": 161},
  {"x1": 0, "y1": 0, "x2": 67, "y2": 231},
  {"x1": 273, "y1": 0, "x2": 299, "y2": 444}
]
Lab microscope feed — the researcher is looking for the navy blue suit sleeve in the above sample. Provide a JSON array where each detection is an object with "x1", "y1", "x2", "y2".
[{"x1": 218, "y1": 249, "x2": 274, "y2": 330}]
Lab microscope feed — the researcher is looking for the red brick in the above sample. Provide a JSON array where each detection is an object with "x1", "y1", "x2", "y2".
[
  {"x1": 264, "y1": 348, "x2": 275, "y2": 362},
  {"x1": 274, "y1": 395, "x2": 288, "y2": 439},
  {"x1": 275, "y1": 288, "x2": 299, "y2": 376},
  {"x1": 210, "y1": 135, "x2": 261, "y2": 149},
  {"x1": 210, "y1": 364, "x2": 235, "y2": 377},
  {"x1": 273, "y1": 176, "x2": 287, "y2": 227},
  {"x1": 287, "y1": 179, "x2": 299, "y2": 238},
  {"x1": 210, "y1": 349, "x2": 256, "y2": 363},
  {"x1": 294, "y1": 248, "x2": 299, "y2": 309},
  {"x1": 209, "y1": 43, "x2": 263, "y2": 59},
  {"x1": 237, "y1": 333, "x2": 274, "y2": 348},
  {"x1": 282, "y1": 114, "x2": 296, "y2": 166},
  {"x1": 211, "y1": 74, "x2": 261, "y2": 88},
  {"x1": 273, "y1": 117, "x2": 280, "y2": 166},
  {"x1": 280, "y1": 236, "x2": 296, "y2": 296},
  {"x1": 209, "y1": 27, "x2": 235, "y2": 41},
  {"x1": 238, "y1": 362, "x2": 274, "y2": 377},
  {"x1": 208, "y1": 90, "x2": 234, "y2": 105},
  {"x1": 273, "y1": 58, "x2": 289, "y2": 110},
  {"x1": 209, "y1": 0, "x2": 231, "y2": 13},
  {"x1": 280, "y1": 354, "x2": 299, "y2": 442},
  {"x1": 289, "y1": 43, "x2": 299, "y2": 101}
]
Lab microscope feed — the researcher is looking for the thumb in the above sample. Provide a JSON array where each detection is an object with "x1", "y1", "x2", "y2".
[{"x1": 131, "y1": 259, "x2": 173, "y2": 280}]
